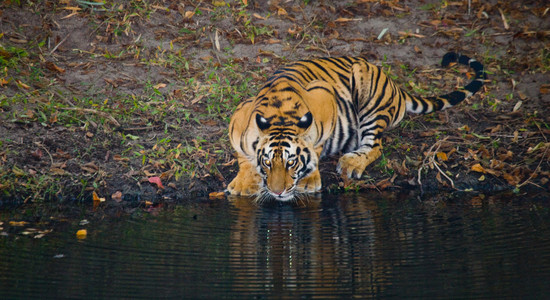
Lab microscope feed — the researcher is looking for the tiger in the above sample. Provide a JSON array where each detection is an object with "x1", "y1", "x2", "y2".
[{"x1": 227, "y1": 52, "x2": 486, "y2": 201}]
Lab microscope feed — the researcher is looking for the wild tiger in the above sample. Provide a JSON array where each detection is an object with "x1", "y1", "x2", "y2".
[{"x1": 227, "y1": 52, "x2": 486, "y2": 201}]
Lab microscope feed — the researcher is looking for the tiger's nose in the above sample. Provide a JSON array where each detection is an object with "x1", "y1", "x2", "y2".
[{"x1": 273, "y1": 189, "x2": 285, "y2": 196}]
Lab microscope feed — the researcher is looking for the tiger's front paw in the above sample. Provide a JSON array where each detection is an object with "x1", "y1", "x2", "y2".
[
  {"x1": 296, "y1": 170, "x2": 322, "y2": 193},
  {"x1": 337, "y1": 153, "x2": 369, "y2": 179},
  {"x1": 227, "y1": 170, "x2": 262, "y2": 196}
]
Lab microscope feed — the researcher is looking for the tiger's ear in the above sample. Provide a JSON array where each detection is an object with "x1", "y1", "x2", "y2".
[
  {"x1": 302, "y1": 80, "x2": 338, "y2": 147},
  {"x1": 297, "y1": 112, "x2": 312, "y2": 129},
  {"x1": 229, "y1": 97, "x2": 261, "y2": 159},
  {"x1": 255, "y1": 114, "x2": 271, "y2": 130}
]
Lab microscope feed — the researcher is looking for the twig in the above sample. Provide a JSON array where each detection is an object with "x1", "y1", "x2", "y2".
[
  {"x1": 291, "y1": 15, "x2": 317, "y2": 54},
  {"x1": 516, "y1": 147, "x2": 548, "y2": 189},
  {"x1": 36, "y1": 142, "x2": 54, "y2": 165},
  {"x1": 49, "y1": 33, "x2": 71, "y2": 55},
  {"x1": 430, "y1": 152, "x2": 455, "y2": 189},
  {"x1": 417, "y1": 137, "x2": 457, "y2": 191},
  {"x1": 417, "y1": 140, "x2": 438, "y2": 192}
]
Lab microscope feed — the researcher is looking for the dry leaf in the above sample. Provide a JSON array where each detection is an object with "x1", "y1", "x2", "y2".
[
  {"x1": 153, "y1": 83, "x2": 166, "y2": 89},
  {"x1": 9, "y1": 221, "x2": 29, "y2": 226},
  {"x1": 76, "y1": 229, "x2": 87, "y2": 239},
  {"x1": 184, "y1": 11, "x2": 195, "y2": 19},
  {"x1": 471, "y1": 163, "x2": 486, "y2": 173},
  {"x1": 512, "y1": 130, "x2": 519, "y2": 143},
  {"x1": 113, "y1": 154, "x2": 129, "y2": 162},
  {"x1": 512, "y1": 101, "x2": 522, "y2": 112},
  {"x1": 45, "y1": 61, "x2": 66, "y2": 73},
  {"x1": 212, "y1": 0, "x2": 226, "y2": 7},
  {"x1": 436, "y1": 152, "x2": 448, "y2": 162},
  {"x1": 81, "y1": 162, "x2": 99, "y2": 173},
  {"x1": 111, "y1": 191, "x2": 123, "y2": 202},
  {"x1": 148, "y1": 176, "x2": 164, "y2": 189},
  {"x1": 209, "y1": 191, "x2": 226, "y2": 200},
  {"x1": 335, "y1": 17, "x2": 361, "y2": 22},
  {"x1": 253, "y1": 13, "x2": 265, "y2": 20},
  {"x1": 498, "y1": 8, "x2": 510, "y2": 30},
  {"x1": 50, "y1": 168, "x2": 66, "y2": 175},
  {"x1": 16, "y1": 80, "x2": 30, "y2": 89},
  {"x1": 92, "y1": 191, "x2": 105, "y2": 202}
]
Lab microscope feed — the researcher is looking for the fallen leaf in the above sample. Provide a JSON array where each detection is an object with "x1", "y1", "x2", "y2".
[
  {"x1": 45, "y1": 61, "x2": 65, "y2": 73},
  {"x1": 113, "y1": 154, "x2": 130, "y2": 162},
  {"x1": 212, "y1": 0, "x2": 226, "y2": 7},
  {"x1": 9, "y1": 221, "x2": 29, "y2": 227},
  {"x1": 335, "y1": 17, "x2": 361, "y2": 22},
  {"x1": 50, "y1": 168, "x2": 66, "y2": 175},
  {"x1": 512, "y1": 130, "x2": 519, "y2": 143},
  {"x1": 277, "y1": 7, "x2": 287, "y2": 16},
  {"x1": 76, "y1": 229, "x2": 87, "y2": 239},
  {"x1": 153, "y1": 83, "x2": 166, "y2": 89},
  {"x1": 92, "y1": 191, "x2": 105, "y2": 209},
  {"x1": 512, "y1": 101, "x2": 522, "y2": 112},
  {"x1": 16, "y1": 80, "x2": 30, "y2": 89},
  {"x1": 148, "y1": 176, "x2": 164, "y2": 189},
  {"x1": 436, "y1": 152, "x2": 448, "y2": 162},
  {"x1": 471, "y1": 163, "x2": 486, "y2": 173},
  {"x1": 184, "y1": 10, "x2": 195, "y2": 19},
  {"x1": 31, "y1": 148, "x2": 43, "y2": 160},
  {"x1": 498, "y1": 8, "x2": 510, "y2": 30},
  {"x1": 81, "y1": 162, "x2": 99, "y2": 173},
  {"x1": 111, "y1": 191, "x2": 123, "y2": 202},
  {"x1": 253, "y1": 13, "x2": 265, "y2": 20},
  {"x1": 209, "y1": 191, "x2": 226, "y2": 200}
]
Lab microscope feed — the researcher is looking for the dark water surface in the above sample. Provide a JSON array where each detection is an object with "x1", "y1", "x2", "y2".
[{"x1": 1, "y1": 191, "x2": 550, "y2": 299}]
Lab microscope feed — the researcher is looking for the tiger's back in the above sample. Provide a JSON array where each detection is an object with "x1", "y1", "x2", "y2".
[{"x1": 228, "y1": 52, "x2": 486, "y2": 201}]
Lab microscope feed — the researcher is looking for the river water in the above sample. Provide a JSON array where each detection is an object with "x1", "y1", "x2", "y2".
[{"x1": 1, "y1": 191, "x2": 549, "y2": 298}]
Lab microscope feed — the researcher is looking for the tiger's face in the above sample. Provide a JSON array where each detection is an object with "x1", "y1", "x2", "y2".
[{"x1": 255, "y1": 135, "x2": 318, "y2": 201}]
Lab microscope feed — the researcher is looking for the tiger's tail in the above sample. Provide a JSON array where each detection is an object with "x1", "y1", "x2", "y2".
[{"x1": 406, "y1": 52, "x2": 487, "y2": 114}]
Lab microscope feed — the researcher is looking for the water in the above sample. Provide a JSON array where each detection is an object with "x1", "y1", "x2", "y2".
[{"x1": 1, "y1": 191, "x2": 549, "y2": 299}]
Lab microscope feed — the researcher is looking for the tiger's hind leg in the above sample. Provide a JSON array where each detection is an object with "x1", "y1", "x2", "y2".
[
  {"x1": 337, "y1": 59, "x2": 396, "y2": 179},
  {"x1": 227, "y1": 154, "x2": 262, "y2": 196}
]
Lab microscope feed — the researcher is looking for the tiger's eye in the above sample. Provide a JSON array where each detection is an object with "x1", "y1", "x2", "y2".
[
  {"x1": 264, "y1": 159, "x2": 271, "y2": 167},
  {"x1": 287, "y1": 159, "x2": 295, "y2": 168}
]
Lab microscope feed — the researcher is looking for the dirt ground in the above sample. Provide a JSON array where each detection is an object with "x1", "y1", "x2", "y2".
[{"x1": 0, "y1": 0, "x2": 549, "y2": 205}]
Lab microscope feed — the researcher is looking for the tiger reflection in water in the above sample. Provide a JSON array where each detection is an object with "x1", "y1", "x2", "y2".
[{"x1": 228, "y1": 194, "x2": 394, "y2": 296}]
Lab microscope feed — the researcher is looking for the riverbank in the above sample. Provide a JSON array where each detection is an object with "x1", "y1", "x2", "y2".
[{"x1": 1, "y1": 0, "x2": 548, "y2": 206}]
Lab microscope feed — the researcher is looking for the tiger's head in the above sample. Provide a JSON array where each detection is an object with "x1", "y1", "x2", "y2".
[
  {"x1": 251, "y1": 81, "x2": 327, "y2": 201},
  {"x1": 255, "y1": 132, "x2": 318, "y2": 201},
  {"x1": 228, "y1": 79, "x2": 336, "y2": 201}
]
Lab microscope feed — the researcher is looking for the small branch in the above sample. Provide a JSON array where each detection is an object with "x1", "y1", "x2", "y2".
[
  {"x1": 49, "y1": 33, "x2": 71, "y2": 55},
  {"x1": 516, "y1": 147, "x2": 548, "y2": 189}
]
